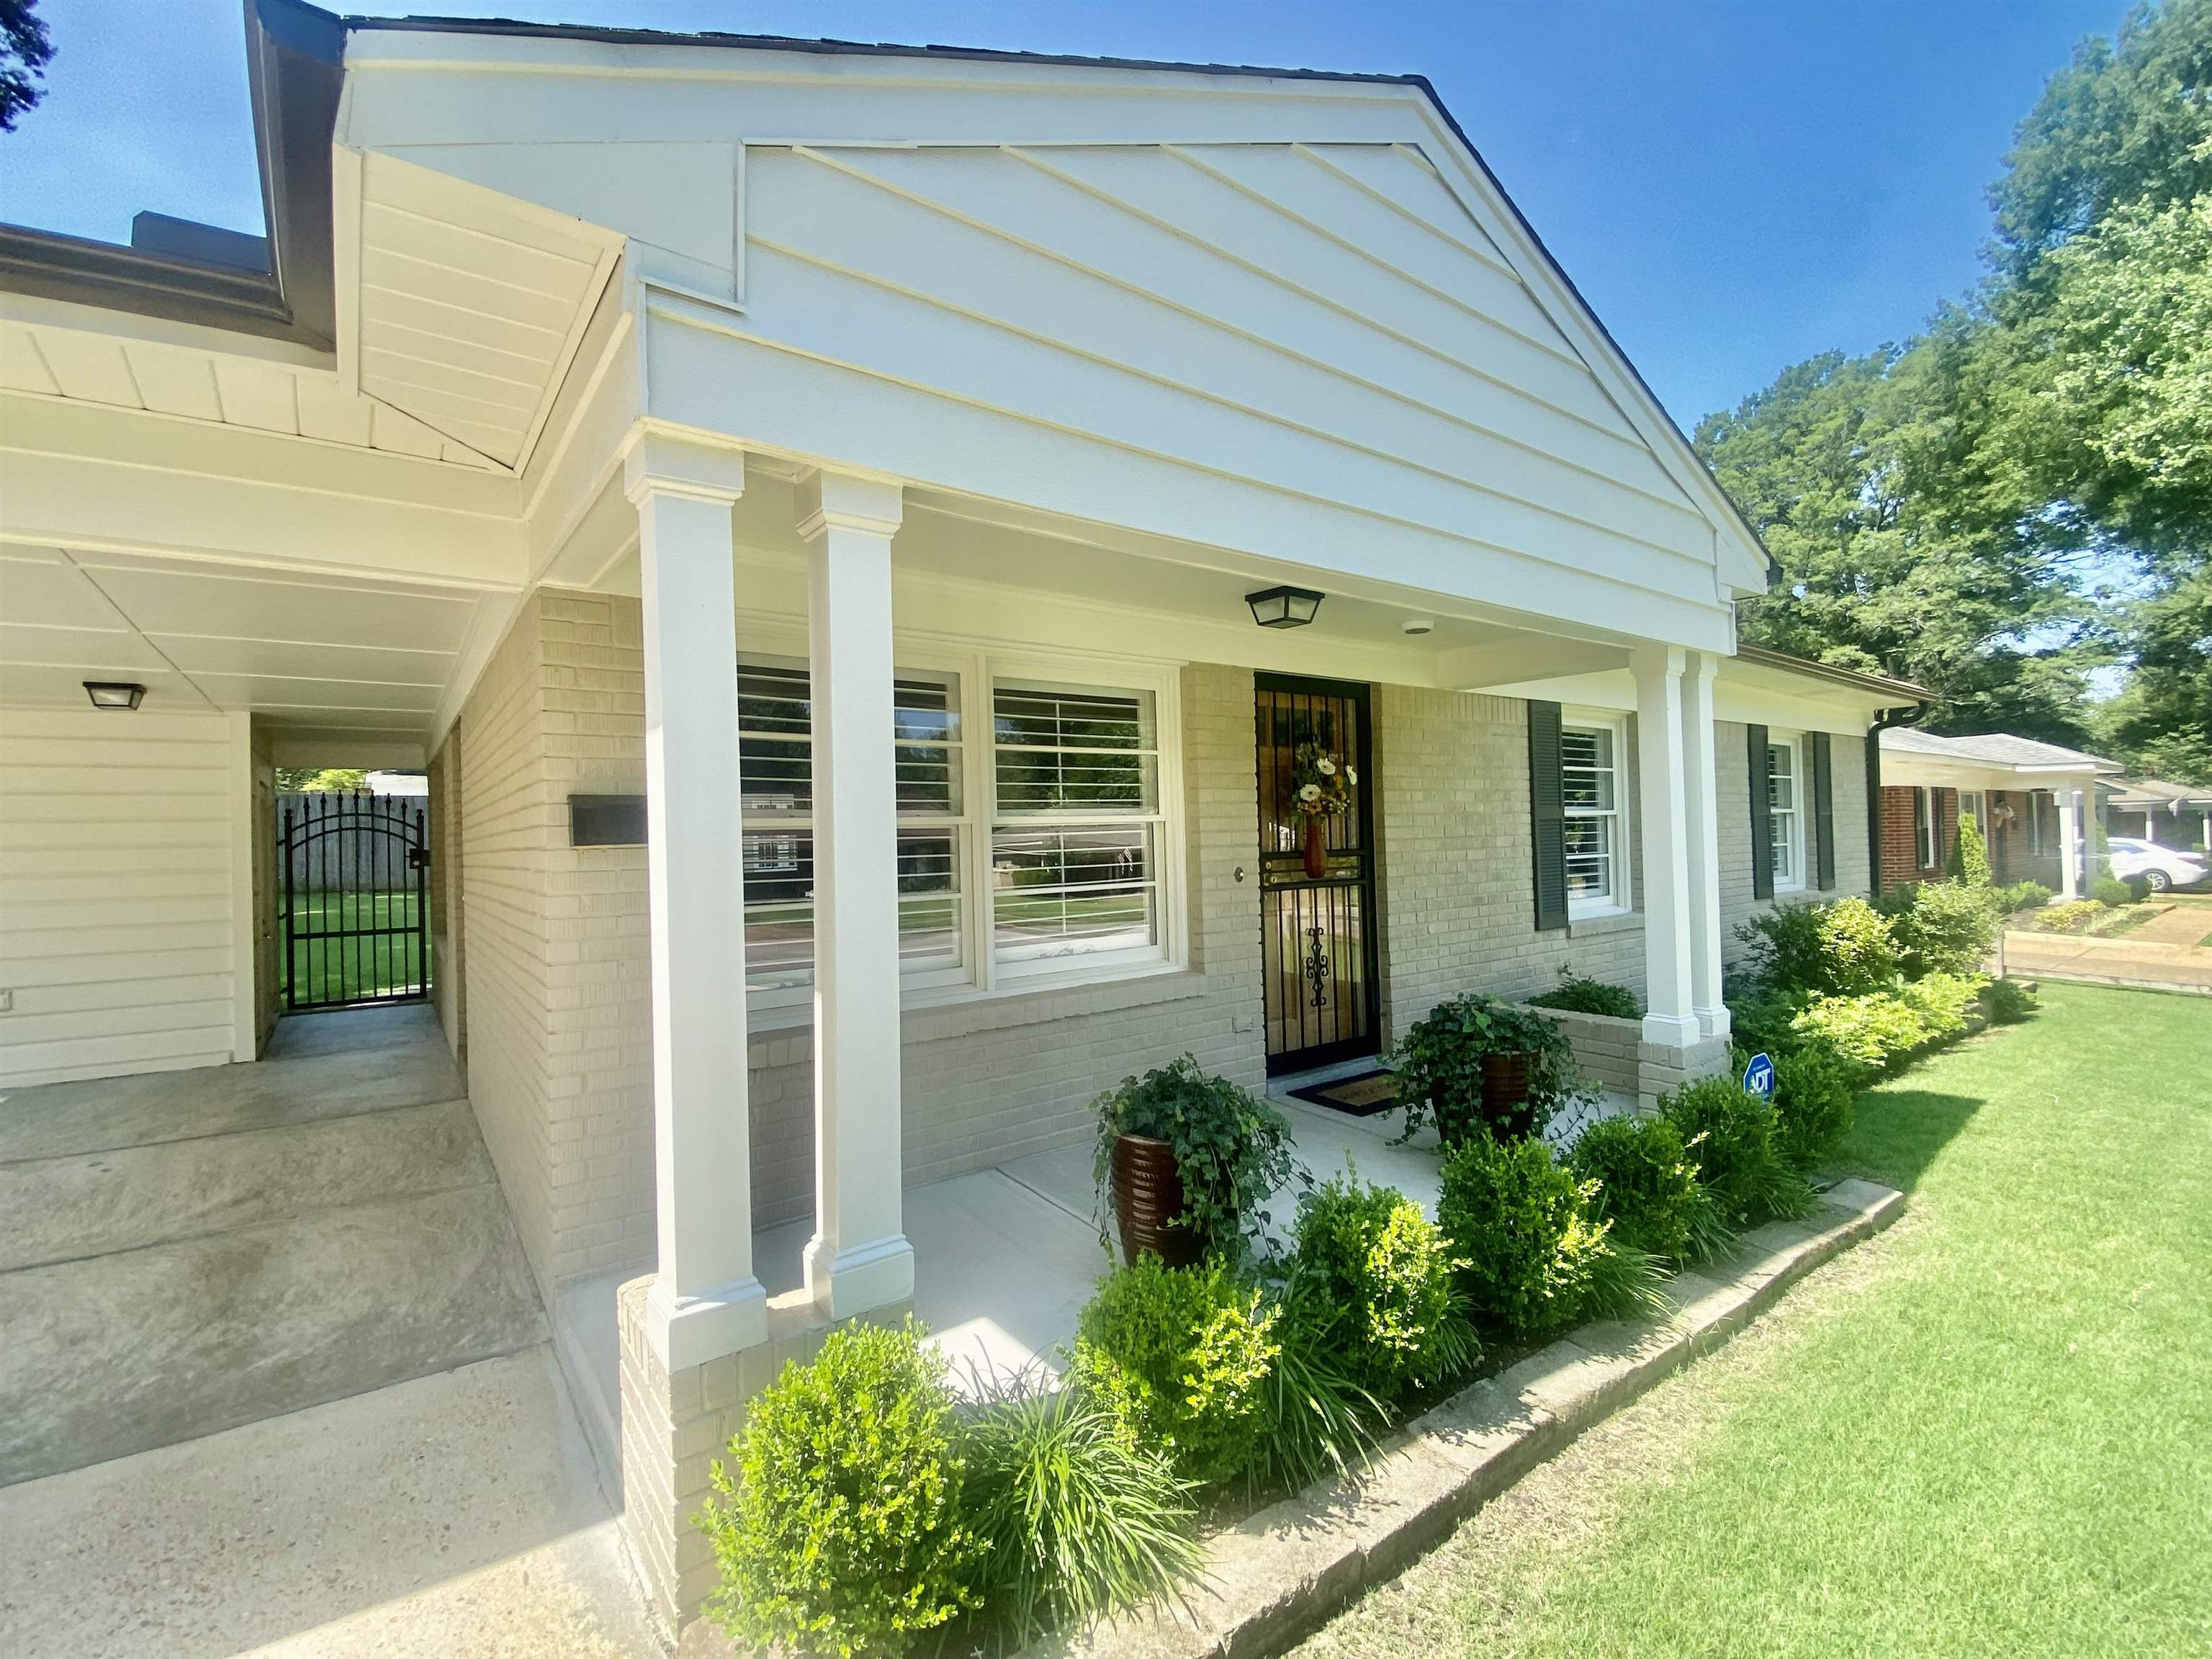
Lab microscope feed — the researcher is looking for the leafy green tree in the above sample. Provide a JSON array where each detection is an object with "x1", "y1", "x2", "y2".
[
  {"x1": 0, "y1": 0, "x2": 51, "y2": 133},
  {"x1": 277, "y1": 767, "x2": 369, "y2": 793}
]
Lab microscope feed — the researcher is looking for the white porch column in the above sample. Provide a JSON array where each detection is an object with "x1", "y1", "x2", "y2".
[
  {"x1": 1679, "y1": 650, "x2": 1730, "y2": 1041},
  {"x1": 796, "y1": 469, "x2": 914, "y2": 1321},
  {"x1": 1633, "y1": 643, "x2": 1701, "y2": 1048},
  {"x1": 2058, "y1": 786, "x2": 2082, "y2": 900},
  {"x1": 626, "y1": 436, "x2": 766, "y2": 1372}
]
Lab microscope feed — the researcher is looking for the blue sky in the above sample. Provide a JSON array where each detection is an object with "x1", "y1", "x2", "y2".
[{"x1": 0, "y1": 0, "x2": 2130, "y2": 428}]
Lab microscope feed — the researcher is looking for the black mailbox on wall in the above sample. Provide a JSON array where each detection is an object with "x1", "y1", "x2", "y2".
[{"x1": 569, "y1": 793, "x2": 647, "y2": 848}]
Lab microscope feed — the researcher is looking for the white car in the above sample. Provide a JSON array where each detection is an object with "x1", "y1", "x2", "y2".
[{"x1": 2105, "y1": 837, "x2": 2210, "y2": 892}]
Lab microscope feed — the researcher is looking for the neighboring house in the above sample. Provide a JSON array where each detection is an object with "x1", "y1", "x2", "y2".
[
  {"x1": 0, "y1": 1, "x2": 1931, "y2": 1633},
  {"x1": 2105, "y1": 778, "x2": 2212, "y2": 853},
  {"x1": 1875, "y1": 727, "x2": 2123, "y2": 898}
]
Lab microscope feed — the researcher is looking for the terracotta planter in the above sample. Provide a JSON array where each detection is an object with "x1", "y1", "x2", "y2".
[
  {"x1": 1300, "y1": 814, "x2": 1329, "y2": 880},
  {"x1": 1479, "y1": 1050, "x2": 1535, "y2": 1120},
  {"x1": 1112, "y1": 1133, "x2": 1205, "y2": 1267}
]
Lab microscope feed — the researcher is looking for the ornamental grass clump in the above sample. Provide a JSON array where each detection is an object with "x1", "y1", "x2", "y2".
[
  {"x1": 1282, "y1": 1172, "x2": 1477, "y2": 1405},
  {"x1": 698, "y1": 1320, "x2": 984, "y2": 1659},
  {"x1": 961, "y1": 1372, "x2": 1202, "y2": 1649},
  {"x1": 1070, "y1": 1253, "x2": 1280, "y2": 1488}
]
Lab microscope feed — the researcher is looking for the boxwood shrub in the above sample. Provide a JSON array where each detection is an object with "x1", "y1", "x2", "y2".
[
  {"x1": 1568, "y1": 1112, "x2": 1717, "y2": 1266},
  {"x1": 698, "y1": 1320, "x2": 984, "y2": 1659},
  {"x1": 1282, "y1": 1173, "x2": 1475, "y2": 1404},
  {"x1": 1663, "y1": 1076, "x2": 1813, "y2": 1229},
  {"x1": 1438, "y1": 1132, "x2": 1625, "y2": 1341},
  {"x1": 1070, "y1": 1254, "x2": 1279, "y2": 1488},
  {"x1": 1772, "y1": 1046, "x2": 1858, "y2": 1173}
]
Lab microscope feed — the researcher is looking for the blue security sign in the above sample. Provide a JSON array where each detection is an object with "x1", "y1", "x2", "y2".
[{"x1": 1742, "y1": 1052, "x2": 1778, "y2": 1100}]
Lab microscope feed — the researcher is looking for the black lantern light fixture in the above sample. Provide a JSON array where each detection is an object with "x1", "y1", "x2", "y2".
[
  {"x1": 1244, "y1": 585, "x2": 1325, "y2": 629},
  {"x1": 83, "y1": 680, "x2": 147, "y2": 711}
]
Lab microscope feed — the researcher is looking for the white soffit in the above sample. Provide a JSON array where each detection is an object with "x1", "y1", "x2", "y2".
[
  {"x1": 0, "y1": 544, "x2": 492, "y2": 756},
  {"x1": 341, "y1": 148, "x2": 622, "y2": 471},
  {"x1": 0, "y1": 300, "x2": 496, "y2": 469}
]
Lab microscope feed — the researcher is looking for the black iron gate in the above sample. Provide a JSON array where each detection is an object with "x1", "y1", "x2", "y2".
[
  {"x1": 1256, "y1": 675, "x2": 1381, "y2": 1076},
  {"x1": 279, "y1": 792, "x2": 431, "y2": 1012}
]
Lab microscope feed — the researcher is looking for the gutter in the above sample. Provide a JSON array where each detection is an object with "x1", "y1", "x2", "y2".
[{"x1": 1865, "y1": 698, "x2": 1933, "y2": 893}]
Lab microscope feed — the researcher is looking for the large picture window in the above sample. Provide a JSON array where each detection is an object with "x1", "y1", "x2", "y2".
[
  {"x1": 1561, "y1": 716, "x2": 1628, "y2": 917},
  {"x1": 1768, "y1": 734, "x2": 1804, "y2": 891},
  {"x1": 737, "y1": 647, "x2": 1178, "y2": 1012}
]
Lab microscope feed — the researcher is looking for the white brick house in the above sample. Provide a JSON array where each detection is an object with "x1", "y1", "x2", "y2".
[{"x1": 0, "y1": 0, "x2": 1930, "y2": 1631}]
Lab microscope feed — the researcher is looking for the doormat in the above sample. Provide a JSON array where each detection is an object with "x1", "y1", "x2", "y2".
[{"x1": 1285, "y1": 1068, "x2": 1399, "y2": 1118}]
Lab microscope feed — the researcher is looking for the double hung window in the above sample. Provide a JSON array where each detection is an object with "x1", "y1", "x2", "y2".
[{"x1": 1561, "y1": 716, "x2": 1628, "y2": 917}]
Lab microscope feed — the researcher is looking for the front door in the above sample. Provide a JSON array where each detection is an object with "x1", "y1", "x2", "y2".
[{"x1": 1256, "y1": 675, "x2": 1381, "y2": 1075}]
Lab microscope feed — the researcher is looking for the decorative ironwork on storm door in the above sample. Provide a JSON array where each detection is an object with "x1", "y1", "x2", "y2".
[{"x1": 1255, "y1": 675, "x2": 1381, "y2": 1075}]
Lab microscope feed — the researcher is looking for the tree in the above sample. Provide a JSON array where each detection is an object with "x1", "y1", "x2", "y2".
[
  {"x1": 277, "y1": 767, "x2": 369, "y2": 793},
  {"x1": 0, "y1": 0, "x2": 51, "y2": 133}
]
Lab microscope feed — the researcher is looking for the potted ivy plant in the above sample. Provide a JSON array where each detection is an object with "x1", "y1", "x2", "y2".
[
  {"x1": 1092, "y1": 1055, "x2": 1303, "y2": 1267},
  {"x1": 1391, "y1": 992, "x2": 1579, "y2": 1146},
  {"x1": 1288, "y1": 741, "x2": 1355, "y2": 879}
]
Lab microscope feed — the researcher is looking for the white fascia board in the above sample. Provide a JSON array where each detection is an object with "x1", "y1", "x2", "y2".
[
  {"x1": 640, "y1": 291, "x2": 1737, "y2": 653},
  {"x1": 0, "y1": 290, "x2": 333, "y2": 372},
  {"x1": 336, "y1": 27, "x2": 1763, "y2": 593},
  {"x1": 1712, "y1": 677, "x2": 1887, "y2": 738},
  {"x1": 1874, "y1": 752, "x2": 2018, "y2": 792}
]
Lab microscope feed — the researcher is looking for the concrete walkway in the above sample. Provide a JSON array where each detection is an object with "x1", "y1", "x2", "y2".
[
  {"x1": 0, "y1": 1004, "x2": 545, "y2": 1484},
  {"x1": 0, "y1": 1344, "x2": 662, "y2": 1659},
  {"x1": 2005, "y1": 899, "x2": 2212, "y2": 994}
]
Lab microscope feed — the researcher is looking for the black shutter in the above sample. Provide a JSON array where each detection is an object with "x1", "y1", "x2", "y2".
[
  {"x1": 1812, "y1": 732, "x2": 1837, "y2": 891},
  {"x1": 1528, "y1": 701, "x2": 1568, "y2": 932},
  {"x1": 1747, "y1": 722, "x2": 1773, "y2": 901}
]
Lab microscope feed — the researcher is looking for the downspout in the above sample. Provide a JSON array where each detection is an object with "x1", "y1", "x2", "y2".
[{"x1": 1865, "y1": 701, "x2": 1933, "y2": 894}]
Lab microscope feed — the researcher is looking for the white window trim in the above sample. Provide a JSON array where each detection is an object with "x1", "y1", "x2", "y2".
[
  {"x1": 1916, "y1": 786, "x2": 1941, "y2": 871},
  {"x1": 1563, "y1": 708, "x2": 1632, "y2": 921},
  {"x1": 1768, "y1": 730, "x2": 1807, "y2": 894},
  {"x1": 735, "y1": 622, "x2": 1188, "y2": 1021}
]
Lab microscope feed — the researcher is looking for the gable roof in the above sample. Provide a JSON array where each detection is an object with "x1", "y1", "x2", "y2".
[
  {"x1": 1879, "y1": 727, "x2": 2123, "y2": 775},
  {"x1": 2107, "y1": 777, "x2": 2212, "y2": 810},
  {"x1": 0, "y1": 0, "x2": 1772, "y2": 592}
]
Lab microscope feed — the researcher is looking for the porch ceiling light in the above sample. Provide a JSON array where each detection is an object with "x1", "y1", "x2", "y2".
[
  {"x1": 83, "y1": 680, "x2": 146, "y2": 711},
  {"x1": 1245, "y1": 585, "x2": 1325, "y2": 629}
]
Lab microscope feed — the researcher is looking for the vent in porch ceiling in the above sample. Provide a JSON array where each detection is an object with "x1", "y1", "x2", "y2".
[{"x1": 338, "y1": 150, "x2": 622, "y2": 471}]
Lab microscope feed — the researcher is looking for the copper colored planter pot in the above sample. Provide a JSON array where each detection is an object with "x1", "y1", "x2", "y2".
[
  {"x1": 1479, "y1": 1051, "x2": 1534, "y2": 1118},
  {"x1": 1112, "y1": 1133, "x2": 1204, "y2": 1267}
]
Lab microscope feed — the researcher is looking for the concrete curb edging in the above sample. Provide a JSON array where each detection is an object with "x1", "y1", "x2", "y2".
[{"x1": 1032, "y1": 1178, "x2": 1906, "y2": 1659}]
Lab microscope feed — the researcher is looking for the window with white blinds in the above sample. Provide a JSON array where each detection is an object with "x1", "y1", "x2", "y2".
[
  {"x1": 734, "y1": 651, "x2": 1179, "y2": 1009},
  {"x1": 1562, "y1": 716, "x2": 1629, "y2": 917}
]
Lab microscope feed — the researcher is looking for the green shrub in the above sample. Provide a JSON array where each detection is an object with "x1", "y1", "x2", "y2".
[
  {"x1": 1071, "y1": 1255, "x2": 1279, "y2": 1488},
  {"x1": 962, "y1": 1375, "x2": 1201, "y2": 1647},
  {"x1": 2090, "y1": 875, "x2": 2135, "y2": 907},
  {"x1": 1283, "y1": 1174, "x2": 1475, "y2": 1403},
  {"x1": 1392, "y1": 993, "x2": 1579, "y2": 1146},
  {"x1": 1525, "y1": 968, "x2": 1642, "y2": 1020},
  {"x1": 700, "y1": 1321, "x2": 984, "y2": 1659},
  {"x1": 1999, "y1": 879, "x2": 2056, "y2": 913},
  {"x1": 1663, "y1": 1076, "x2": 1783, "y2": 1227},
  {"x1": 1981, "y1": 976, "x2": 2039, "y2": 1025},
  {"x1": 2035, "y1": 899, "x2": 2108, "y2": 932},
  {"x1": 1437, "y1": 1133, "x2": 1612, "y2": 1341},
  {"x1": 1092, "y1": 1056, "x2": 1300, "y2": 1264},
  {"x1": 1790, "y1": 990, "x2": 1925, "y2": 1069},
  {"x1": 1736, "y1": 896, "x2": 1902, "y2": 998},
  {"x1": 1901, "y1": 971, "x2": 1987, "y2": 1041},
  {"x1": 1884, "y1": 879, "x2": 2003, "y2": 978},
  {"x1": 1773, "y1": 1046, "x2": 1858, "y2": 1172},
  {"x1": 1946, "y1": 812, "x2": 1994, "y2": 885},
  {"x1": 1725, "y1": 982, "x2": 1815, "y2": 1058},
  {"x1": 1568, "y1": 1112, "x2": 1713, "y2": 1265}
]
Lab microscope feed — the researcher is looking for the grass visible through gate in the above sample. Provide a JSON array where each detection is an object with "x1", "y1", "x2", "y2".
[
  {"x1": 1296, "y1": 983, "x2": 2212, "y2": 1659},
  {"x1": 286, "y1": 890, "x2": 426, "y2": 1007}
]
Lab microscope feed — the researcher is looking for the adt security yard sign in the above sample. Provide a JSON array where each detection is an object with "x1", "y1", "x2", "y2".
[{"x1": 1742, "y1": 1052, "x2": 1777, "y2": 1100}]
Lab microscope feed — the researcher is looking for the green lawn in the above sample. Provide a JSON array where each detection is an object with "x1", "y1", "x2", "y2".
[
  {"x1": 1298, "y1": 983, "x2": 2212, "y2": 1659},
  {"x1": 285, "y1": 890, "x2": 426, "y2": 1005}
]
